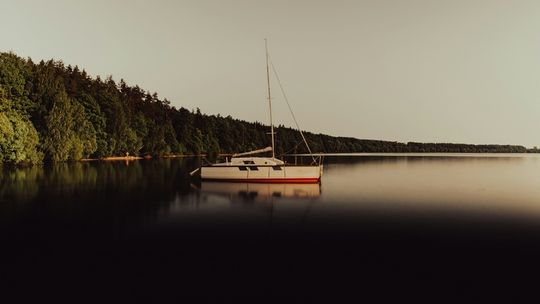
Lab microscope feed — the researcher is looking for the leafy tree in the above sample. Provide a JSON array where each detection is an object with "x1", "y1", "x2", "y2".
[
  {"x1": 0, "y1": 52, "x2": 34, "y2": 113},
  {"x1": 0, "y1": 87, "x2": 42, "y2": 164}
]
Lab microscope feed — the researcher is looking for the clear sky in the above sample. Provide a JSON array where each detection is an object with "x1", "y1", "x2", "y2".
[{"x1": 2, "y1": 0, "x2": 539, "y2": 147}]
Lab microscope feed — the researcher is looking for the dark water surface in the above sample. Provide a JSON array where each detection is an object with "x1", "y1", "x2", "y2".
[{"x1": 1, "y1": 155, "x2": 540, "y2": 302}]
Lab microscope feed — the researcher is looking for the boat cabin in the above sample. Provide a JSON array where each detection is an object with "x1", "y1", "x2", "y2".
[{"x1": 214, "y1": 157, "x2": 285, "y2": 167}]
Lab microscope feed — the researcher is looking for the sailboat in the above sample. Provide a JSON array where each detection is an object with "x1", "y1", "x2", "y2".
[{"x1": 198, "y1": 40, "x2": 323, "y2": 183}]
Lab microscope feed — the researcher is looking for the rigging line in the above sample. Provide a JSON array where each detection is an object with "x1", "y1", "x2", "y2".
[
  {"x1": 278, "y1": 140, "x2": 304, "y2": 158},
  {"x1": 269, "y1": 59, "x2": 316, "y2": 163}
]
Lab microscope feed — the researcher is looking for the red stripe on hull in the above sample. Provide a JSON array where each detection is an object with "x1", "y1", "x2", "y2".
[{"x1": 201, "y1": 178, "x2": 320, "y2": 184}]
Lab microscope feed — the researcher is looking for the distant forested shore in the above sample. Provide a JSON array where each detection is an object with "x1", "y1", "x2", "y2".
[{"x1": 0, "y1": 52, "x2": 537, "y2": 165}]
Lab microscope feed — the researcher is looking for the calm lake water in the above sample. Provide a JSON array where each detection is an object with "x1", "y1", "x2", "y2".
[{"x1": 2, "y1": 154, "x2": 540, "y2": 301}]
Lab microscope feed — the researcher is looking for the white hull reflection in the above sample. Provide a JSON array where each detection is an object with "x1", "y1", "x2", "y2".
[{"x1": 199, "y1": 181, "x2": 321, "y2": 203}]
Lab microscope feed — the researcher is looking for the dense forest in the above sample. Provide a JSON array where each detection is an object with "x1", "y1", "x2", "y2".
[{"x1": 0, "y1": 52, "x2": 535, "y2": 165}]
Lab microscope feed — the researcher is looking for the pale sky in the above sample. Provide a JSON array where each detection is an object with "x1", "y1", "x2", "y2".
[{"x1": 1, "y1": 0, "x2": 539, "y2": 147}]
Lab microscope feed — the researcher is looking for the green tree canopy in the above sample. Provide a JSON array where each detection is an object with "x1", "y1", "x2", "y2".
[{"x1": 0, "y1": 86, "x2": 42, "y2": 164}]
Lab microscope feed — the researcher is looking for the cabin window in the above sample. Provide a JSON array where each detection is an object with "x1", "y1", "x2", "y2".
[
  {"x1": 243, "y1": 160, "x2": 255, "y2": 165},
  {"x1": 248, "y1": 166, "x2": 259, "y2": 171},
  {"x1": 272, "y1": 166, "x2": 282, "y2": 171},
  {"x1": 238, "y1": 166, "x2": 248, "y2": 171}
]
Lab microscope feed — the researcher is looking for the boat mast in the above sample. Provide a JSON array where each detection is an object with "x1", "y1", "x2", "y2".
[{"x1": 265, "y1": 39, "x2": 276, "y2": 159}]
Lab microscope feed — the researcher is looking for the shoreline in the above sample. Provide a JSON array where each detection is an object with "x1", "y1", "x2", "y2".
[
  {"x1": 3, "y1": 152, "x2": 538, "y2": 167},
  {"x1": 79, "y1": 154, "x2": 208, "y2": 162},
  {"x1": 287, "y1": 152, "x2": 540, "y2": 157},
  {"x1": 78, "y1": 151, "x2": 540, "y2": 162}
]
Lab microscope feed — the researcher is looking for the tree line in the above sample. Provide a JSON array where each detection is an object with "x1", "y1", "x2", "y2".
[{"x1": 0, "y1": 52, "x2": 535, "y2": 165}]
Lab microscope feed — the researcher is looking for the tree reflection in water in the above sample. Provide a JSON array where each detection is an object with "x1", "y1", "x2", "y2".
[{"x1": 0, "y1": 159, "x2": 198, "y2": 229}]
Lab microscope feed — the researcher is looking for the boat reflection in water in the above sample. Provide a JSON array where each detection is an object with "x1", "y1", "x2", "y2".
[
  {"x1": 199, "y1": 181, "x2": 321, "y2": 203},
  {"x1": 168, "y1": 182, "x2": 321, "y2": 223},
  {"x1": 178, "y1": 181, "x2": 323, "y2": 226}
]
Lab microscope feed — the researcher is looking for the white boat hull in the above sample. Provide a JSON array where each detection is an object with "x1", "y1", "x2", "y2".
[{"x1": 201, "y1": 165, "x2": 322, "y2": 183}]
